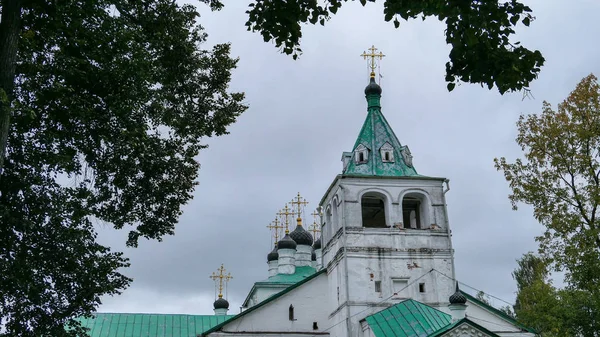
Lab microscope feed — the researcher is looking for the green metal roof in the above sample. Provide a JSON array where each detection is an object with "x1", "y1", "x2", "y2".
[
  {"x1": 76, "y1": 313, "x2": 234, "y2": 337},
  {"x1": 343, "y1": 89, "x2": 418, "y2": 177},
  {"x1": 365, "y1": 299, "x2": 452, "y2": 337},
  {"x1": 258, "y1": 266, "x2": 316, "y2": 284}
]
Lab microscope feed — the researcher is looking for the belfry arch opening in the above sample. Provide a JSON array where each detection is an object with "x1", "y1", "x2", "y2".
[
  {"x1": 361, "y1": 193, "x2": 387, "y2": 228},
  {"x1": 401, "y1": 193, "x2": 429, "y2": 229}
]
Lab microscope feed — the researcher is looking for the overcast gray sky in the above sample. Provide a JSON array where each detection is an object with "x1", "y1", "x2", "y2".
[{"x1": 95, "y1": 0, "x2": 600, "y2": 315}]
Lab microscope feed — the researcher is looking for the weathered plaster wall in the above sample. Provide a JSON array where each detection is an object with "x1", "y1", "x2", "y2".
[{"x1": 217, "y1": 273, "x2": 329, "y2": 334}]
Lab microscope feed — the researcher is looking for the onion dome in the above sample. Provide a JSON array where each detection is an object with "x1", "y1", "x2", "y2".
[
  {"x1": 364, "y1": 76, "x2": 382, "y2": 96},
  {"x1": 278, "y1": 234, "x2": 297, "y2": 250},
  {"x1": 267, "y1": 244, "x2": 279, "y2": 262},
  {"x1": 290, "y1": 225, "x2": 313, "y2": 246},
  {"x1": 311, "y1": 249, "x2": 316, "y2": 261},
  {"x1": 449, "y1": 283, "x2": 467, "y2": 305},
  {"x1": 213, "y1": 297, "x2": 229, "y2": 309},
  {"x1": 313, "y1": 237, "x2": 322, "y2": 250}
]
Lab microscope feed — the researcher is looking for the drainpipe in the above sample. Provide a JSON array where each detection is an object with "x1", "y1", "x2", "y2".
[
  {"x1": 339, "y1": 185, "x2": 352, "y2": 336},
  {"x1": 442, "y1": 179, "x2": 456, "y2": 281}
]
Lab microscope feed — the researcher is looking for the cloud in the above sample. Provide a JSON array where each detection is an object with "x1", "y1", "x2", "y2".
[{"x1": 96, "y1": 0, "x2": 600, "y2": 314}]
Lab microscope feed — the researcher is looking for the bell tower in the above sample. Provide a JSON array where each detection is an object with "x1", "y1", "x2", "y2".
[{"x1": 319, "y1": 46, "x2": 456, "y2": 337}]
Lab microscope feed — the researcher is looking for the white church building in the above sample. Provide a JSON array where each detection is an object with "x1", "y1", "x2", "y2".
[{"x1": 78, "y1": 62, "x2": 537, "y2": 337}]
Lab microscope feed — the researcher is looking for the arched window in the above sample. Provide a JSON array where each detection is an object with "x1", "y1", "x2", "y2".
[
  {"x1": 324, "y1": 205, "x2": 332, "y2": 240},
  {"x1": 361, "y1": 193, "x2": 387, "y2": 228},
  {"x1": 401, "y1": 193, "x2": 429, "y2": 229}
]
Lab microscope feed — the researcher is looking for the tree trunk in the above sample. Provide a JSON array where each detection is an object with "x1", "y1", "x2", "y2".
[{"x1": 0, "y1": 0, "x2": 22, "y2": 179}]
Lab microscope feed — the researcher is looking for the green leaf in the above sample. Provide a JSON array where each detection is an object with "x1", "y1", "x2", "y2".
[
  {"x1": 447, "y1": 82, "x2": 456, "y2": 91},
  {"x1": 393, "y1": 18, "x2": 400, "y2": 28}
]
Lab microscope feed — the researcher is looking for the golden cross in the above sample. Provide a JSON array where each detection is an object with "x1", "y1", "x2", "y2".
[
  {"x1": 308, "y1": 210, "x2": 321, "y2": 240},
  {"x1": 278, "y1": 204, "x2": 294, "y2": 234},
  {"x1": 266, "y1": 216, "x2": 284, "y2": 243},
  {"x1": 360, "y1": 45, "x2": 385, "y2": 78},
  {"x1": 290, "y1": 192, "x2": 309, "y2": 226},
  {"x1": 210, "y1": 264, "x2": 232, "y2": 299}
]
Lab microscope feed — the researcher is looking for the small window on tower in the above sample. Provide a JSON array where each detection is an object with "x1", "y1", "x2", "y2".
[
  {"x1": 374, "y1": 281, "x2": 381, "y2": 293},
  {"x1": 355, "y1": 144, "x2": 369, "y2": 164},
  {"x1": 419, "y1": 283, "x2": 426, "y2": 293},
  {"x1": 380, "y1": 142, "x2": 395, "y2": 163}
]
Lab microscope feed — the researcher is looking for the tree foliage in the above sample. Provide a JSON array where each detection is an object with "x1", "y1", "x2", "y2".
[
  {"x1": 510, "y1": 253, "x2": 600, "y2": 337},
  {"x1": 0, "y1": 0, "x2": 245, "y2": 336},
  {"x1": 495, "y1": 74, "x2": 600, "y2": 294},
  {"x1": 245, "y1": 0, "x2": 545, "y2": 94}
]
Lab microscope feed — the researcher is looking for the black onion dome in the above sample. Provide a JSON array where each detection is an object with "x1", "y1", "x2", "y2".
[
  {"x1": 278, "y1": 234, "x2": 297, "y2": 250},
  {"x1": 213, "y1": 297, "x2": 229, "y2": 310},
  {"x1": 267, "y1": 244, "x2": 279, "y2": 262},
  {"x1": 311, "y1": 249, "x2": 316, "y2": 261},
  {"x1": 364, "y1": 77, "x2": 382, "y2": 96},
  {"x1": 449, "y1": 283, "x2": 467, "y2": 305},
  {"x1": 313, "y1": 237, "x2": 322, "y2": 250},
  {"x1": 290, "y1": 225, "x2": 313, "y2": 246}
]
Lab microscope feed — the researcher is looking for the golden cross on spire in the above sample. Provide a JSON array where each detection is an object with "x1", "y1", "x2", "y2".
[
  {"x1": 361, "y1": 45, "x2": 385, "y2": 78},
  {"x1": 278, "y1": 204, "x2": 294, "y2": 234},
  {"x1": 266, "y1": 216, "x2": 284, "y2": 243},
  {"x1": 210, "y1": 264, "x2": 232, "y2": 299},
  {"x1": 308, "y1": 210, "x2": 321, "y2": 240},
  {"x1": 290, "y1": 192, "x2": 309, "y2": 226}
]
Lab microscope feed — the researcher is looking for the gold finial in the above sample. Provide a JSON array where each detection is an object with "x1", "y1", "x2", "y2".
[
  {"x1": 278, "y1": 204, "x2": 294, "y2": 234},
  {"x1": 360, "y1": 45, "x2": 385, "y2": 78},
  {"x1": 308, "y1": 210, "x2": 321, "y2": 240},
  {"x1": 210, "y1": 264, "x2": 232, "y2": 299},
  {"x1": 290, "y1": 192, "x2": 309, "y2": 227},
  {"x1": 267, "y1": 216, "x2": 284, "y2": 243}
]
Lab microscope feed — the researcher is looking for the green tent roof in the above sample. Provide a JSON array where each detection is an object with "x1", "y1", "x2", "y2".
[
  {"x1": 76, "y1": 313, "x2": 234, "y2": 337},
  {"x1": 343, "y1": 84, "x2": 418, "y2": 177},
  {"x1": 365, "y1": 299, "x2": 452, "y2": 337}
]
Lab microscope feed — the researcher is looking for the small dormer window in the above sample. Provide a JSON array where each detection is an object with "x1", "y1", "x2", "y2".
[
  {"x1": 380, "y1": 142, "x2": 394, "y2": 163},
  {"x1": 355, "y1": 144, "x2": 369, "y2": 164},
  {"x1": 401, "y1": 146, "x2": 413, "y2": 167}
]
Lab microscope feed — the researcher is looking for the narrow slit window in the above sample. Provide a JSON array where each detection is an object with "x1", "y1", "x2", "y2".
[
  {"x1": 289, "y1": 305, "x2": 295, "y2": 321},
  {"x1": 359, "y1": 152, "x2": 365, "y2": 162},
  {"x1": 419, "y1": 283, "x2": 426, "y2": 293},
  {"x1": 384, "y1": 152, "x2": 390, "y2": 161},
  {"x1": 375, "y1": 281, "x2": 381, "y2": 293}
]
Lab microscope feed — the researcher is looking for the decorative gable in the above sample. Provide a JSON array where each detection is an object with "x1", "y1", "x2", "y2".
[
  {"x1": 380, "y1": 142, "x2": 394, "y2": 163},
  {"x1": 401, "y1": 146, "x2": 413, "y2": 167},
  {"x1": 354, "y1": 144, "x2": 369, "y2": 164}
]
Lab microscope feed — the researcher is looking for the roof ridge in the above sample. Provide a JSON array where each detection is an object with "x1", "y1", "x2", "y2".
[
  {"x1": 201, "y1": 269, "x2": 327, "y2": 336},
  {"x1": 460, "y1": 290, "x2": 536, "y2": 334}
]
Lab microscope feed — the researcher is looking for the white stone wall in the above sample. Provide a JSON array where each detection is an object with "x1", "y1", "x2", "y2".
[
  {"x1": 319, "y1": 175, "x2": 456, "y2": 337},
  {"x1": 278, "y1": 248, "x2": 296, "y2": 275},
  {"x1": 295, "y1": 245, "x2": 312, "y2": 267},
  {"x1": 214, "y1": 273, "x2": 330, "y2": 334}
]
